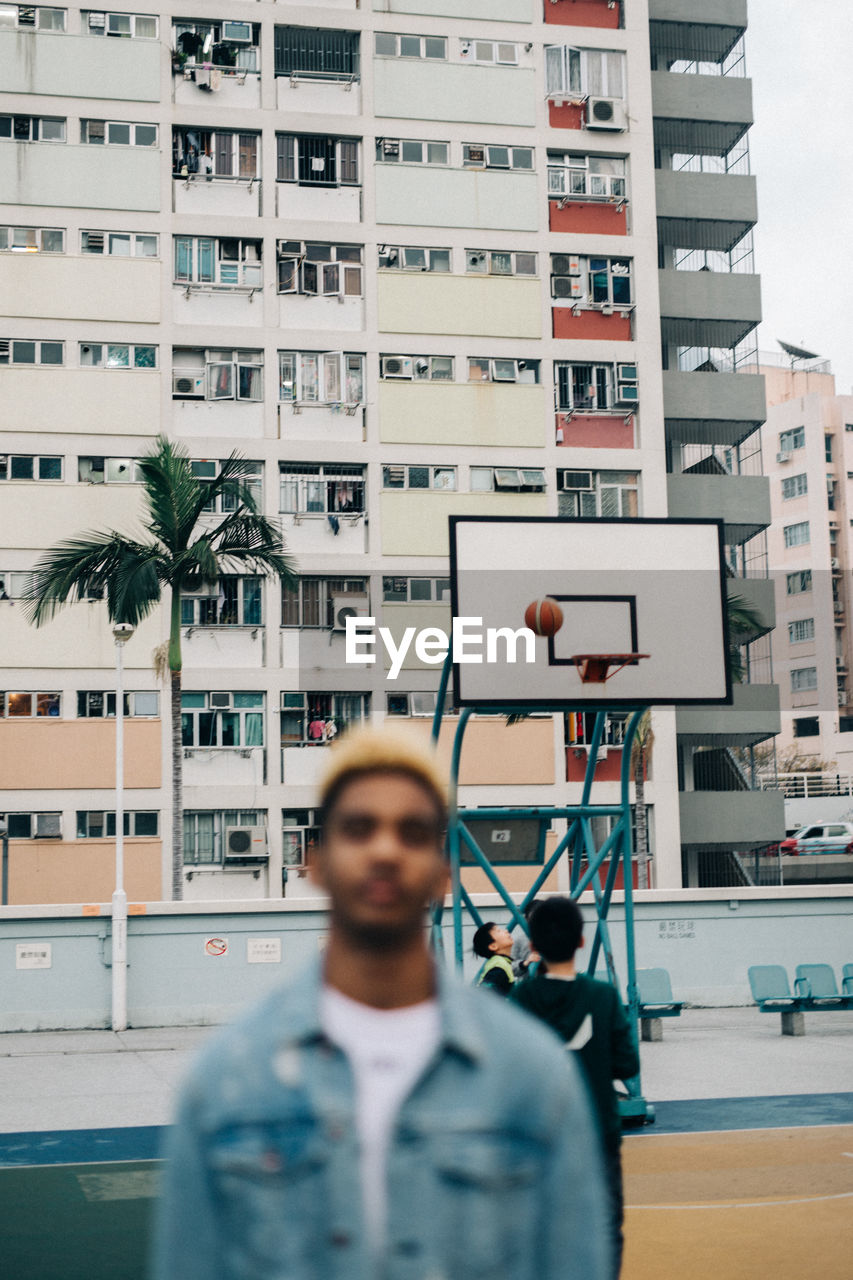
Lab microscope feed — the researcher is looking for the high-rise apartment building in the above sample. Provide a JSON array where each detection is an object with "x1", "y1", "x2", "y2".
[
  {"x1": 0, "y1": 0, "x2": 782, "y2": 903},
  {"x1": 759, "y1": 353, "x2": 853, "y2": 771}
]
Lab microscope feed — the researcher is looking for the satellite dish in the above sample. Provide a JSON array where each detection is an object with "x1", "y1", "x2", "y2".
[{"x1": 778, "y1": 339, "x2": 820, "y2": 362}]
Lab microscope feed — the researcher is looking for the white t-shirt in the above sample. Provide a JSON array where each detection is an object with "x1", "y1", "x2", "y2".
[{"x1": 319, "y1": 985, "x2": 440, "y2": 1254}]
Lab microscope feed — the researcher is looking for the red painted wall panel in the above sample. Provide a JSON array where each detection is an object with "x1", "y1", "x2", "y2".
[
  {"x1": 556, "y1": 412, "x2": 635, "y2": 449},
  {"x1": 549, "y1": 199, "x2": 628, "y2": 236},
  {"x1": 548, "y1": 101, "x2": 586, "y2": 130},
  {"x1": 545, "y1": 0, "x2": 621, "y2": 28},
  {"x1": 552, "y1": 308, "x2": 633, "y2": 341}
]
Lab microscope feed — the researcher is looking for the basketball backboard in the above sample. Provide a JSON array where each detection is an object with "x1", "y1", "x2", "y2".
[{"x1": 449, "y1": 516, "x2": 732, "y2": 708}]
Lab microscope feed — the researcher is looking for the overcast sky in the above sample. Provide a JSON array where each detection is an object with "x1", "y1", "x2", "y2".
[{"x1": 747, "y1": 1, "x2": 853, "y2": 392}]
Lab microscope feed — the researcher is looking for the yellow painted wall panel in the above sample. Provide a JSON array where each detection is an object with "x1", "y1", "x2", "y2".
[
  {"x1": 378, "y1": 273, "x2": 541, "y2": 338},
  {"x1": 380, "y1": 491, "x2": 547, "y2": 556},
  {"x1": 379, "y1": 383, "x2": 546, "y2": 447},
  {"x1": 0, "y1": 720, "x2": 161, "y2": 789},
  {"x1": 381, "y1": 717, "x2": 556, "y2": 785},
  {"x1": 0, "y1": 256, "x2": 160, "y2": 323},
  {"x1": 6, "y1": 839, "x2": 161, "y2": 906}
]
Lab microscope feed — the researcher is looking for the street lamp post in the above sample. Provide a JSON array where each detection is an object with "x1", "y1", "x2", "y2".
[
  {"x1": 112, "y1": 622, "x2": 135, "y2": 1032},
  {"x1": 0, "y1": 817, "x2": 8, "y2": 906}
]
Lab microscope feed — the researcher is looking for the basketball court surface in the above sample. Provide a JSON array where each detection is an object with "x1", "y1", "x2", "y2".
[{"x1": 1, "y1": 1011, "x2": 851, "y2": 1279}]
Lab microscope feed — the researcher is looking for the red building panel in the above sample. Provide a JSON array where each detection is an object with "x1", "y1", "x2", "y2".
[
  {"x1": 556, "y1": 412, "x2": 635, "y2": 449},
  {"x1": 545, "y1": 0, "x2": 621, "y2": 28},
  {"x1": 548, "y1": 101, "x2": 586, "y2": 130},
  {"x1": 549, "y1": 199, "x2": 628, "y2": 236},
  {"x1": 552, "y1": 307, "x2": 632, "y2": 341}
]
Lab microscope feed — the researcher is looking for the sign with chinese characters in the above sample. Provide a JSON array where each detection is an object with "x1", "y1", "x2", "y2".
[
  {"x1": 247, "y1": 938, "x2": 282, "y2": 964},
  {"x1": 16, "y1": 943, "x2": 52, "y2": 970},
  {"x1": 657, "y1": 919, "x2": 696, "y2": 941},
  {"x1": 204, "y1": 936, "x2": 228, "y2": 957}
]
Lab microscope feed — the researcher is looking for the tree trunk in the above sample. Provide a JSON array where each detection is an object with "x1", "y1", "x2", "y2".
[
  {"x1": 635, "y1": 755, "x2": 649, "y2": 891},
  {"x1": 171, "y1": 668, "x2": 183, "y2": 900}
]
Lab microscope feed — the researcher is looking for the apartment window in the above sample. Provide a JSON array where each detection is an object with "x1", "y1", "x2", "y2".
[
  {"x1": 468, "y1": 357, "x2": 540, "y2": 384},
  {"x1": 0, "y1": 454, "x2": 62, "y2": 480},
  {"x1": 173, "y1": 20, "x2": 258, "y2": 69},
  {"x1": 80, "y1": 342, "x2": 156, "y2": 369},
  {"x1": 0, "y1": 114, "x2": 65, "y2": 142},
  {"x1": 382, "y1": 577, "x2": 451, "y2": 604},
  {"x1": 173, "y1": 348, "x2": 263, "y2": 401},
  {"x1": 174, "y1": 237, "x2": 262, "y2": 289},
  {"x1": 470, "y1": 467, "x2": 546, "y2": 492},
  {"x1": 191, "y1": 459, "x2": 262, "y2": 511},
  {"x1": 0, "y1": 571, "x2": 31, "y2": 600},
  {"x1": 0, "y1": 691, "x2": 60, "y2": 717},
  {"x1": 376, "y1": 138, "x2": 449, "y2": 166},
  {"x1": 81, "y1": 229, "x2": 157, "y2": 257},
  {"x1": 387, "y1": 691, "x2": 455, "y2": 718},
  {"x1": 825, "y1": 434, "x2": 833, "y2": 463},
  {"x1": 181, "y1": 577, "x2": 262, "y2": 628},
  {"x1": 382, "y1": 465, "x2": 456, "y2": 492},
  {"x1": 781, "y1": 473, "x2": 808, "y2": 500},
  {"x1": 279, "y1": 464, "x2": 365, "y2": 515},
  {"x1": 0, "y1": 339, "x2": 63, "y2": 366},
  {"x1": 779, "y1": 426, "x2": 805, "y2": 452},
  {"x1": 566, "y1": 710, "x2": 627, "y2": 749},
  {"x1": 462, "y1": 143, "x2": 533, "y2": 170},
  {"x1": 459, "y1": 38, "x2": 517, "y2": 65},
  {"x1": 374, "y1": 31, "x2": 446, "y2": 59},
  {"x1": 0, "y1": 225, "x2": 63, "y2": 253},
  {"x1": 181, "y1": 692, "x2": 264, "y2": 748},
  {"x1": 282, "y1": 809, "x2": 320, "y2": 867},
  {"x1": 783, "y1": 522, "x2": 810, "y2": 548},
  {"x1": 0, "y1": 5, "x2": 65, "y2": 29},
  {"x1": 172, "y1": 128, "x2": 258, "y2": 179},
  {"x1": 77, "y1": 690, "x2": 159, "y2": 717},
  {"x1": 276, "y1": 134, "x2": 359, "y2": 186},
  {"x1": 556, "y1": 362, "x2": 637, "y2": 411},
  {"x1": 545, "y1": 46, "x2": 626, "y2": 99},
  {"x1": 790, "y1": 667, "x2": 818, "y2": 693},
  {"x1": 81, "y1": 119, "x2": 157, "y2": 147},
  {"x1": 282, "y1": 577, "x2": 367, "y2": 629},
  {"x1": 551, "y1": 254, "x2": 632, "y2": 306},
  {"x1": 78, "y1": 457, "x2": 141, "y2": 484},
  {"x1": 277, "y1": 242, "x2": 362, "y2": 297},
  {"x1": 786, "y1": 570, "x2": 812, "y2": 595},
  {"x1": 183, "y1": 809, "x2": 263, "y2": 866},
  {"x1": 2, "y1": 813, "x2": 62, "y2": 839},
  {"x1": 547, "y1": 152, "x2": 627, "y2": 199},
  {"x1": 465, "y1": 249, "x2": 536, "y2": 276},
  {"x1": 380, "y1": 354, "x2": 454, "y2": 381},
  {"x1": 85, "y1": 10, "x2": 157, "y2": 38},
  {"x1": 378, "y1": 245, "x2": 451, "y2": 272},
  {"x1": 789, "y1": 619, "x2": 815, "y2": 644},
  {"x1": 794, "y1": 717, "x2": 820, "y2": 738},
  {"x1": 279, "y1": 351, "x2": 364, "y2": 404},
  {"x1": 274, "y1": 26, "x2": 360, "y2": 80},
  {"x1": 558, "y1": 469, "x2": 639, "y2": 518},
  {"x1": 76, "y1": 811, "x2": 159, "y2": 838},
  {"x1": 281, "y1": 692, "x2": 369, "y2": 745}
]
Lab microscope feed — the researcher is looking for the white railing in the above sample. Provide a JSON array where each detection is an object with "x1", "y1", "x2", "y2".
[{"x1": 763, "y1": 772, "x2": 853, "y2": 799}]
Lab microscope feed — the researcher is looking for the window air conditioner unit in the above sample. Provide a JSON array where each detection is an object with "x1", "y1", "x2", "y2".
[
  {"x1": 586, "y1": 97, "x2": 627, "y2": 130},
  {"x1": 85, "y1": 231, "x2": 105, "y2": 252},
  {"x1": 776, "y1": 451, "x2": 791, "y2": 463},
  {"x1": 332, "y1": 593, "x2": 369, "y2": 631},
  {"x1": 382, "y1": 139, "x2": 400, "y2": 157},
  {"x1": 616, "y1": 385, "x2": 639, "y2": 404},
  {"x1": 209, "y1": 692, "x2": 232, "y2": 709},
  {"x1": 561, "y1": 471, "x2": 593, "y2": 491},
  {"x1": 381, "y1": 356, "x2": 413, "y2": 379},
  {"x1": 0, "y1": 340, "x2": 11, "y2": 357},
  {"x1": 36, "y1": 814, "x2": 62, "y2": 839},
  {"x1": 830, "y1": 558, "x2": 840, "y2": 569},
  {"x1": 224, "y1": 826, "x2": 269, "y2": 862},
  {"x1": 88, "y1": 11, "x2": 106, "y2": 29},
  {"x1": 378, "y1": 248, "x2": 399, "y2": 268},
  {"x1": 465, "y1": 145, "x2": 486, "y2": 165},
  {"x1": 222, "y1": 21, "x2": 252, "y2": 43},
  {"x1": 173, "y1": 372, "x2": 206, "y2": 397},
  {"x1": 551, "y1": 254, "x2": 580, "y2": 276}
]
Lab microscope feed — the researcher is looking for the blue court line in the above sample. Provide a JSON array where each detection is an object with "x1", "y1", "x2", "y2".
[
  {"x1": 2, "y1": 1093, "x2": 852, "y2": 1167},
  {"x1": 628, "y1": 1092, "x2": 853, "y2": 1136}
]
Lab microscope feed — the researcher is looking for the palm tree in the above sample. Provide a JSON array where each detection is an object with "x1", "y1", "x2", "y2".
[
  {"x1": 25, "y1": 435, "x2": 296, "y2": 900},
  {"x1": 629, "y1": 709, "x2": 654, "y2": 890},
  {"x1": 727, "y1": 593, "x2": 767, "y2": 683}
]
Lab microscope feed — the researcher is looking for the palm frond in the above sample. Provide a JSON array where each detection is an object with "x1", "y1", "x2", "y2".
[
  {"x1": 191, "y1": 452, "x2": 263, "y2": 523},
  {"x1": 25, "y1": 533, "x2": 161, "y2": 626},
  {"x1": 206, "y1": 513, "x2": 298, "y2": 585},
  {"x1": 137, "y1": 435, "x2": 200, "y2": 554}
]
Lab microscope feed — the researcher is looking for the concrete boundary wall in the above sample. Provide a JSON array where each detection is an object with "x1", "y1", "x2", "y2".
[{"x1": 1, "y1": 889, "x2": 851, "y2": 1032}]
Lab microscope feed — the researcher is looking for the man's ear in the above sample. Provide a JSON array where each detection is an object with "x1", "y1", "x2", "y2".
[{"x1": 577, "y1": 935, "x2": 586, "y2": 950}]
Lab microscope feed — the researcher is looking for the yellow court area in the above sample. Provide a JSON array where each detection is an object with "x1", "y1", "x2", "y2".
[{"x1": 623, "y1": 1124, "x2": 853, "y2": 1280}]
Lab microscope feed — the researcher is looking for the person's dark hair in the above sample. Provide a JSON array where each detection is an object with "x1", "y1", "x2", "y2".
[
  {"x1": 472, "y1": 922, "x2": 498, "y2": 959},
  {"x1": 528, "y1": 897, "x2": 583, "y2": 963}
]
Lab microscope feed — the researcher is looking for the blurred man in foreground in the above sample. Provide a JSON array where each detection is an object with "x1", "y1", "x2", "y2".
[{"x1": 153, "y1": 729, "x2": 611, "y2": 1280}]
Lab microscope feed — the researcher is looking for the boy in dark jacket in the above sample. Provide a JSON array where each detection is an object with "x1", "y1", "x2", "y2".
[{"x1": 511, "y1": 897, "x2": 639, "y2": 1278}]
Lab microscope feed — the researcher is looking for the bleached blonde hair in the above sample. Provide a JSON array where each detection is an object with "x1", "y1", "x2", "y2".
[{"x1": 318, "y1": 727, "x2": 448, "y2": 826}]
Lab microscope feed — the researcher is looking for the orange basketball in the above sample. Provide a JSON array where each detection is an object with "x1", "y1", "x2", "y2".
[{"x1": 525, "y1": 597, "x2": 564, "y2": 637}]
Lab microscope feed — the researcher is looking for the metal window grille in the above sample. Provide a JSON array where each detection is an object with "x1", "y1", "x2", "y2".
[{"x1": 274, "y1": 27, "x2": 360, "y2": 79}]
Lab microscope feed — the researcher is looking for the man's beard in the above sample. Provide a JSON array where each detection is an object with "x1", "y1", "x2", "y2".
[{"x1": 332, "y1": 907, "x2": 430, "y2": 953}]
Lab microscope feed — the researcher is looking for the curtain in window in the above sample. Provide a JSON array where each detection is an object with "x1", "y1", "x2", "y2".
[
  {"x1": 277, "y1": 134, "x2": 295, "y2": 182},
  {"x1": 215, "y1": 133, "x2": 232, "y2": 176},
  {"x1": 243, "y1": 578, "x2": 262, "y2": 625},
  {"x1": 238, "y1": 364, "x2": 263, "y2": 400},
  {"x1": 245, "y1": 713, "x2": 263, "y2": 746},
  {"x1": 238, "y1": 134, "x2": 257, "y2": 178}
]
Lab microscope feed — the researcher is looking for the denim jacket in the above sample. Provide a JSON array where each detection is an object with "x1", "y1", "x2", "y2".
[{"x1": 152, "y1": 956, "x2": 611, "y2": 1280}]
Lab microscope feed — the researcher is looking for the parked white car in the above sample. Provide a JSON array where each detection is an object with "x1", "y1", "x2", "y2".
[{"x1": 780, "y1": 822, "x2": 853, "y2": 856}]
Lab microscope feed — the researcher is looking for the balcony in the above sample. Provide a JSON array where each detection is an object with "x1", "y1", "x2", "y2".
[
  {"x1": 676, "y1": 683, "x2": 781, "y2": 748},
  {"x1": 173, "y1": 174, "x2": 261, "y2": 218},
  {"x1": 679, "y1": 788, "x2": 784, "y2": 850},
  {"x1": 275, "y1": 74, "x2": 361, "y2": 117},
  {"x1": 656, "y1": 170, "x2": 757, "y2": 252},
  {"x1": 181, "y1": 627, "x2": 266, "y2": 669},
  {"x1": 659, "y1": 269, "x2": 761, "y2": 349},
  {"x1": 280, "y1": 512, "x2": 367, "y2": 557},
  {"x1": 649, "y1": 0, "x2": 747, "y2": 64},
  {"x1": 174, "y1": 68, "x2": 261, "y2": 111},
  {"x1": 662, "y1": 369, "x2": 766, "y2": 448},
  {"x1": 667, "y1": 472, "x2": 770, "y2": 543},
  {"x1": 279, "y1": 402, "x2": 365, "y2": 446},
  {"x1": 276, "y1": 182, "x2": 361, "y2": 224},
  {"x1": 183, "y1": 747, "x2": 265, "y2": 788},
  {"x1": 652, "y1": 71, "x2": 752, "y2": 156},
  {"x1": 0, "y1": 28, "x2": 159, "y2": 101}
]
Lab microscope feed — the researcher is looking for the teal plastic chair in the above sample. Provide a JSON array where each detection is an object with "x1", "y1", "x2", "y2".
[
  {"x1": 842, "y1": 964, "x2": 853, "y2": 999},
  {"x1": 748, "y1": 965, "x2": 804, "y2": 1011},
  {"x1": 794, "y1": 964, "x2": 848, "y2": 1007},
  {"x1": 636, "y1": 968, "x2": 683, "y2": 1018}
]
